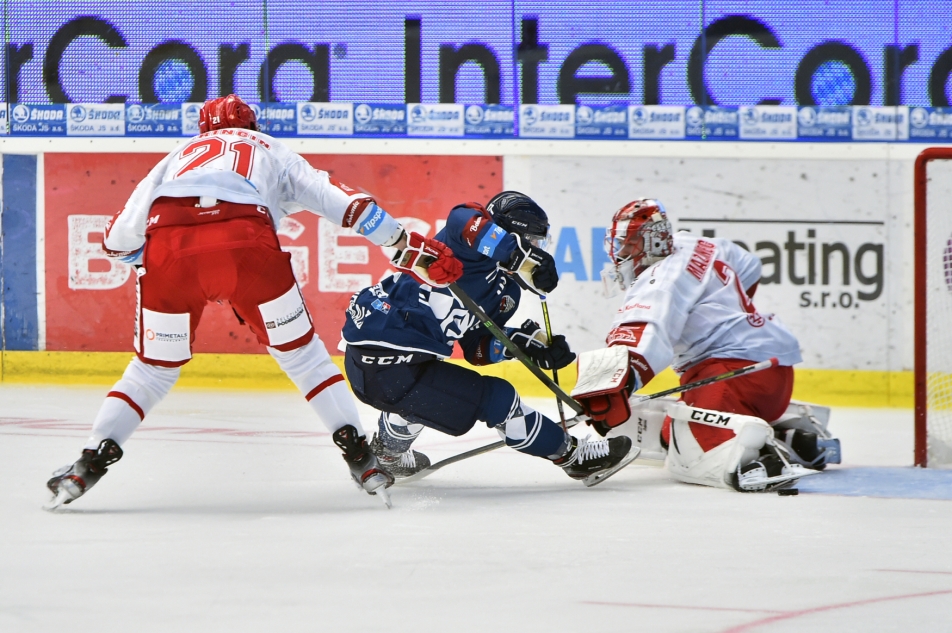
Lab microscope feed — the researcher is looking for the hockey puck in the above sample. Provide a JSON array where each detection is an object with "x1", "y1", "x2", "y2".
[{"x1": 777, "y1": 488, "x2": 799, "y2": 496}]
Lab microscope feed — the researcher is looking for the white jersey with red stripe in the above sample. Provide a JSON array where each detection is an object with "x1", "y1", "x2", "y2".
[
  {"x1": 103, "y1": 128, "x2": 400, "y2": 255},
  {"x1": 608, "y1": 232, "x2": 801, "y2": 384}
]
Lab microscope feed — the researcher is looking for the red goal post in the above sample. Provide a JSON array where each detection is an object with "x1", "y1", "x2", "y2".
[{"x1": 914, "y1": 147, "x2": 952, "y2": 467}]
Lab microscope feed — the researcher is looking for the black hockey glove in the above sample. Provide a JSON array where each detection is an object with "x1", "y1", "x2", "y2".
[
  {"x1": 504, "y1": 234, "x2": 559, "y2": 294},
  {"x1": 507, "y1": 319, "x2": 576, "y2": 370}
]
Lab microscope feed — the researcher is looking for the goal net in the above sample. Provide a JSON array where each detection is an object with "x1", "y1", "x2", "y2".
[{"x1": 916, "y1": 148, "x2": 952, "y2": 468}]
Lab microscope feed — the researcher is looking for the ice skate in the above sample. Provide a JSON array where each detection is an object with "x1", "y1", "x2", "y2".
[
  {"x1": 332, "y1": 425, "x2": 395, "y2": 508},
  {"x1": 370, "y1": 433, "x2": 431, "y2": 479},
  {"x1": 554, "y1": 434, "x2": 640, "y2": 487},
  {"x1": 730, "y1": 449, "x2": 820, "y2": 493},
  {"x1": 45, "y1": 439, "x2": 123, "y2": 510},
  {"x1": 773, "y1": 429, "x2": 841, "y2": 470}
]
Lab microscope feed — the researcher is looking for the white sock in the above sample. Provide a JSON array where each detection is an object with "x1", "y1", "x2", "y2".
[
  {"x1": 269, "y1": 336, "x2": 363, "y2": 435},
  {"x1": 85, "y1": 358, "x2": 180, "y2": 449}
]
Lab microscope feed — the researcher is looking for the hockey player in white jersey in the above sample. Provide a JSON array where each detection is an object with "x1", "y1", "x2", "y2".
[
  {"x1": 571, "y1": 199, "x2": 840, "y2": 492},
  {"x1": 45, "y1": 94, "x2": 463, "y2": 509}
]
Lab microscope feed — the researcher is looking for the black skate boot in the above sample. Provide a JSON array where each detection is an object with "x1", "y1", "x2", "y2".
[
  {"x1": 370, "y1": 434, "x2": 431, "y2": 478},
  {"x1": 332, "y1": 425, "x2": 395, "y2": 508},
  {"x1": 774, "y1": 429, "x2": 841, "y2": 470},
  {"x1": 730, "y1": 445, "x2": 820, "y2": 492},
  {"x1": 46, "y1": 439, "x2": 123, "y2": 509},
  {"x1": 553, "y1": 435, "x2": 639, "y2": 487}
]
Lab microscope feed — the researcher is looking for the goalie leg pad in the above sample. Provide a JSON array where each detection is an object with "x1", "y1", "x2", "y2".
[
  {"x1": 664, "y1": 403, "x2": 773, "y2": 489},
  {"x1": 571, "y1": 347, "x2": 633, "y2": 428},
  {"x1": 608, "y1": 397, "x2": 674, "y2": 462}
]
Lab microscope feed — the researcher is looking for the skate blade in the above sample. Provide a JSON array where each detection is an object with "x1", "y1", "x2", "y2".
[
  {"x1": 375, "y1": 485, "x2": 393, "y2": 509},
  {"x1": 583, "y1": 446, "x2": 641, "y2": 488},
  {"x1": 742, "y1": 468, "x2": 821, "y2": 492},
  {"x1": 43, "y1": 489, "x2": 74, "y2": 512}
]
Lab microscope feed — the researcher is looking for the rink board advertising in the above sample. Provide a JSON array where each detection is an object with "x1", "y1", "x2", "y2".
[
  {"x1": 1, "y1": 0, "x2": 952, "y2": 141},
  {"x1": 42, "y1": 153, "x2": 503, "y2": 355}
]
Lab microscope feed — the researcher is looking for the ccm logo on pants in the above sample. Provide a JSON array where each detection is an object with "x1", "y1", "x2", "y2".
[
  {"x1": 136, "y1": 308, "x2": 191, "y2": 362},
  {"x1": 258, "y1": 286, "x2": 312, "y2": 346}
]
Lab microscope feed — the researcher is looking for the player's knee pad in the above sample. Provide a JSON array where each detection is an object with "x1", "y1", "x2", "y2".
[
  {"x1": 257, "y1": 285, "x2": 314, "y2": 350},
  {"x1": 136, "y1": 307, "x2": 192, "y2": 366},
  {"x1": 770, "y1": 400, "x2": 841, "y2": 469},
  {"x1": 377, "y1": 412, "x2": 425, "y2": 453},
  {"x1": 664, "y1": 403, "x2": 772, "y2": 490}
]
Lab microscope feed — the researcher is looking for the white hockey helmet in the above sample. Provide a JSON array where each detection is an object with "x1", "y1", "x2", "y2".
[{"x1": 601, "y1": 199, "x2": 672, "y2": 295}]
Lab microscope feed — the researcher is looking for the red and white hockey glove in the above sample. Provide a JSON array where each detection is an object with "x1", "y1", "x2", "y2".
[
  {"x1": 391, "y1": 232, "x2": 463, "y2": 287},
  {"x1": 571, "y1": 347, "x2": 641, "y2": 436}
]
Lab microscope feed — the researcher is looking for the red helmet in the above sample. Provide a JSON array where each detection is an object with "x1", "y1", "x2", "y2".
[
  {"x1": 604, "y1": 198, "x2": 672, "y2": 272},
  {"x1": 198, "y1": 94, "x2": 258, "y2": 133}
]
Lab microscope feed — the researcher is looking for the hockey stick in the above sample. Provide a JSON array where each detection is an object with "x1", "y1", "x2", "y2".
[
  {"x1": 395, "y1": 440, "x2": 506, "y2": 484},
  {"x1": 539, "y1": 295, "x2": 568, "y2": 429},
  {"x1": 447, "y1": 282, "x2": 585, "y2": 415},
  {"x1": 395, "y1": 416, "x2": 585, "y2": 485},
  {"x1": 630, "y1": 357, "x2": 779, "y2": 404}
]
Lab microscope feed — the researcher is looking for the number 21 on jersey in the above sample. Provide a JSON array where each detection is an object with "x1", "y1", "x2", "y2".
[{"x1": 175, "y1": 137, "x2": 256, "y2": 179}]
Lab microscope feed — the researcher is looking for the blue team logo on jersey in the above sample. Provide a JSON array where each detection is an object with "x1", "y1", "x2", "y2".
[
  {"x1": 478, "y1": 224, "x2": 506, "y2": 257},
  {"x1": 371, "y1": 299, "x2": 391, "y2": 314}
]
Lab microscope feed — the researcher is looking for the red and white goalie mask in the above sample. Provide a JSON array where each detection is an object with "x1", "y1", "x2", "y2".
[{"x1": 602, "y1": 199, "x2": 673, "y2": 296}]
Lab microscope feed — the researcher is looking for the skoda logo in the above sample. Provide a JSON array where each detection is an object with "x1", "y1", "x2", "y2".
[
  {"x1": 855, "y1": 108, "x2": 872, "y2": 126},
  {"x1": 70, "y1": 105, "x2": 87, "y2": 122},
  {"x1": 742, "y1": 108, "x2": 759, "y2": 125},
  {"x1": 522, "y1": 106, "x2": 539, "y2": 125},
  {"x1": 576, "y1": 106, "x2": 594, "y2": 125},
  {"x1": 410, "y1": 105, "x2": 427, "y2": 124},
  {"x1": 465, "y1": 105, "x2": 484, "y2": 124},
  {"x1": 798, "y1": 107, "x2": 816, "y2": 127},
  {"x1": 184, "y1": 104, "x2": 200, "y2": 121},
  {"x1": 12, "y1": 104, "x2": 29, "y2": 123},
  {"x1": 127, "y1": 105, "x2": 145, "y2": 123},
  {"x1": 686, "y1": 106, "x2": 704, "y2": 127},
  {"x1": 354, "y1": 104, "x2": 372, "y2": 124},
  {"x1": 631, "y1": 107, "x2": 648, "y2": 125},
  {"x1": 300, "y1": 104, "x2": 317, "y2": 122},
  {"x1": 911, "y1": 107, "x2": 929, "y2": 128}
]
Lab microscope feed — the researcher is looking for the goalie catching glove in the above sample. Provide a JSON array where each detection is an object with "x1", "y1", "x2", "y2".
[
  {"x1": 571, "y1": 346, "x2": 643, "y2": 436},
  {"x1": 391, "y1": 231, "x2": 463, "y2": 287},
  {"x1": 504, "y1": 233, "x2": 560, "y2": 295},
  {"x1": 506, "y1": 319, "x2": 575, "y2": 370}
]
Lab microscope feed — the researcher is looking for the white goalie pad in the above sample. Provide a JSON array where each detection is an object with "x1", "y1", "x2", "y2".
[
  {"x1": 771, "y1": 400, "x2": 834, "y2": 439},
  {"x1": 664, "y1": 403, "x2": 773, "y2": 490},
  {"x1": 607, "y1": 396, "x2": 675, "y2": 463},
  {"x1": 571, "y1": 346, "x2": 630, "y2": 397}
]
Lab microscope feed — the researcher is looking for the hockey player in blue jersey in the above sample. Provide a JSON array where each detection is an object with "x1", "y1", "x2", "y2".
[{"x1": 341, "y1": 191, "x2": 638, "y2": 485}]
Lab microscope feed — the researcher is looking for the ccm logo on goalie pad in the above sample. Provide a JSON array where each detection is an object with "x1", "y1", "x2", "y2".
[
  {"x1": 258, "y1": 286, "x2": 312, "y2": 346},
  {"x1": 690, "y1": 410, "x2": 733, "y2": 426}
]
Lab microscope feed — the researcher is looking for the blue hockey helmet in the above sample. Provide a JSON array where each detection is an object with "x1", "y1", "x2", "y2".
[{"x1": 486, "y1": 191, "x2": 551, "y2": 248}]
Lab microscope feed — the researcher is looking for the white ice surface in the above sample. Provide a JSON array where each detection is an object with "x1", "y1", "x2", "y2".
[{"x1": 2, "y1": 384, "x2": 951, "y2": 633}]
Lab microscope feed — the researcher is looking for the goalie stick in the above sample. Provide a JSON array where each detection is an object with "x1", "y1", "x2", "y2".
[
  {"x1": 631, "y1": 357, "x2": 779, "y2": 405},
  {"x1": 448, "y1": 282, "x2": 585, "y2": 415}
]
